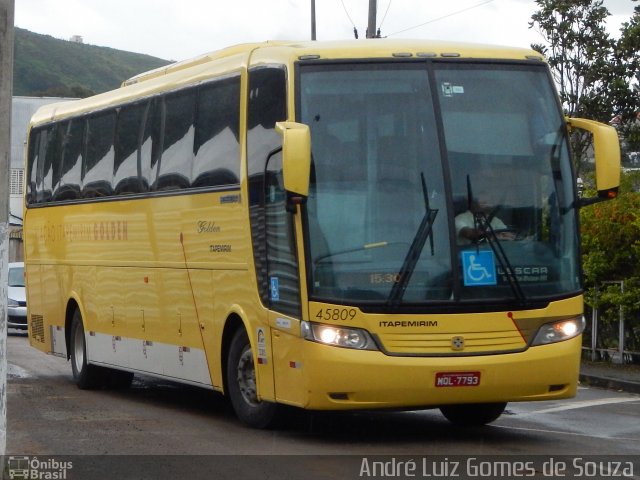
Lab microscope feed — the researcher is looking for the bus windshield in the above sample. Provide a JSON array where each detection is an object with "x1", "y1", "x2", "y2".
[{"x1": 300, "y1": 61, "x2": 579, "y2": 308}]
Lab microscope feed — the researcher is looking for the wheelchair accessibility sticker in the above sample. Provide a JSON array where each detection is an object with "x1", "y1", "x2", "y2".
[{"x1": 461, "y1": 250, "x2": 497, "y2": 286}]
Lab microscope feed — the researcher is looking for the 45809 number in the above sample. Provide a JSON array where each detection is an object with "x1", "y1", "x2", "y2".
[{"x1": 315, "y1": 308, "x2": 357, "y2": 322}]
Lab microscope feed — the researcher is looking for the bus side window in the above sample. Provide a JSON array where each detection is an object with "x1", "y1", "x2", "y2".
[
  {"x1": 54, "y1": 119, "x2": 84, "y2": 201},
  {"x1": 247, "y1": 66, "x2": 296, "y2": 312},
  {"x1": 264, "y1": 148, "x2": 301, "y2": 317},
  {"x1": 140, "y1": 98, "x2": 162, "y2": 192},
  {"x1": 26, "y1": 128, "x2": 42, "y2": 205},
  {"x1": 83, "y1": 111, "x2": 116, "y2": 198},
  {"x1": 37, "y1": 125, "x2": 59, "y2": 204},
  {"x1": 192, "y1": 75, "x2": 241, "y2": 188},
  {"x1": 156, "y1": 89, "x2": 196, "y2": 191},
  {"x1": 114, "y1": 102, "x2": 147, "y2": 195},
  {"x1": 50, "y1": 122, "x2": 67, "y2": 202}
]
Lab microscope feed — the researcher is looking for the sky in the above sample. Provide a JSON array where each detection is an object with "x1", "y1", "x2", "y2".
[{"x1": 14, "y1": 0, "x2": 638, "y2": 62}]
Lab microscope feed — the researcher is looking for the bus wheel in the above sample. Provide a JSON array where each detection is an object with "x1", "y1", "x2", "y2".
[
  {"x1": 440, "y1": 402, "x2": 507, "y2": 426},
  {"x1": 70, "y1": 309, "x2": 105, "y2": 389},
  {"x1": 226, "y1": 328, "x2": 278, "y2": 428}
]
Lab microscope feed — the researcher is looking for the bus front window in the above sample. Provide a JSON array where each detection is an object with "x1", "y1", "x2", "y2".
[
  {"x1": 436, "y1": 64, "x2": 580, "y2": 302},
  {"x1": 299, "y1": 61, "x2": 579, "y2": 308},
  {"x1": 300, "y1": 64, "x2": 451, "y2": 304}
]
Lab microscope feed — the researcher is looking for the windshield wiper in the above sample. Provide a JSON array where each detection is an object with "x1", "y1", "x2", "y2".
[
  {"x1": 465, "y1": 175, "x2": 526, "y2": 305},
  {"x1": 386, "y1": 173, "x2": 438, "y2": 307},
  {"x1": 475, "y1": 211, "x2": 527, "y2": 306}
]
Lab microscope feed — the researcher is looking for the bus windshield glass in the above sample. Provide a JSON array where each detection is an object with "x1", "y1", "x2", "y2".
[{"x1": 299, "y1": 61, "x2": 579, "y2": 308}]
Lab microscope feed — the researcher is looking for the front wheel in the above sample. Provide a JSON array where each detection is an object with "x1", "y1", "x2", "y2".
[
  {"x1": 226, "y1": 328, "x2": 278, "y2": 428},
  {"x1": 70, "y1": 309, "x2": 106, "y2": 389},
  {"x1": 440, "y1": 402, "x2": 507, "y2": 426}
]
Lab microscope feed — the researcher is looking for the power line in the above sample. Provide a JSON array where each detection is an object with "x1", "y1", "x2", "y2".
[
  {"x1": 340, "y1": 0, "x2": 357, "y2": 27},
  {"x1": 378, "y1": 0, "x2": 393, "y2": 31},
  {"x1": 386, "y1": 0, "x2": 495, "y2": 37},
  {"x1": 340, "y1": 0, "x2": 360, "y2": 38}
]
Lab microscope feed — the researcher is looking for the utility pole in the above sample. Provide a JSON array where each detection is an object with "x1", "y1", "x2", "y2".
[
  {"x1": 311, "y1": 0, "x2": 316, "y2": 40},
  {"x1": 0, "y1": 0, "x2": 14, "y2": 456},
  {"x1": 367, "y1": 0, "x2": 378, "y2": 38}
]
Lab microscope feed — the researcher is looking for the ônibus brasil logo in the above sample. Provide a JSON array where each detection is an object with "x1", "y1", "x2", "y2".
[{"x1": 7, "y1": 456, "x2": 73, "y2": 480}]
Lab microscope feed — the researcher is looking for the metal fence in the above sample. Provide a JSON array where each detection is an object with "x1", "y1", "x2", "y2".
[{"x1": 582, "y1": 281, "x2": 640, "y2": 364}]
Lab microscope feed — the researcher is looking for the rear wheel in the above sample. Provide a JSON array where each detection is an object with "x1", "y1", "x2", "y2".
[
  {"x1": 226, "y1": 328, "x2": 278, "y2": 428},
  {"x1": 440, "y1": 402, "x2": 507, "y2": 426},
  {"x1": 70, "y1": 309, "x2": 106, "y2": 389}
]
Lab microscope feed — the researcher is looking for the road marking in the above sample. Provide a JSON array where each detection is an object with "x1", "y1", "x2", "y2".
[
  {"x1": 493, "y1": 424, "x2": 640, "y2": 443},
  {"x1": 516, "y1": 397, "x2": 639, "y2": 417}
]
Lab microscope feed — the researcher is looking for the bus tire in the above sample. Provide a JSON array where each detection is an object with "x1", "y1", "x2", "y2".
[
  {"x1": 440, "y1": 402, "x2": 507, "y2": 426},
  {"x1": 70, "y1": 309, "x2": 106, "y2": 389},
  {"x1": 226, "y1": 328, "x2": 278, "y2": 428}
]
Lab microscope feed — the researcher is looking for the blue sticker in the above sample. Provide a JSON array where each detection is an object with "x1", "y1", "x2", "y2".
[
  {"x1": 461, "y1": 250, "x2": 497, "y2": 286},
  {"x1": 270, "y1": 277, "x2": 280, "y2": 301}
]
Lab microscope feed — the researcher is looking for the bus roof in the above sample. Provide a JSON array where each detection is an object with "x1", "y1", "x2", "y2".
[
  {"x1": 121, "y1": 41, "x2": 285, "y2": 87},
  {"x1": 122, "y1": 39, "x2": 542, "y2": 86},
  {"x1": 29, "y1": 39, "x2": 544, "y2": 127}
]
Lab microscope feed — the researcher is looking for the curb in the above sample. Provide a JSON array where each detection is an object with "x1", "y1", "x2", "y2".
[{"x1": 579, "y1": 373, "x2": 640, "y2": 395}]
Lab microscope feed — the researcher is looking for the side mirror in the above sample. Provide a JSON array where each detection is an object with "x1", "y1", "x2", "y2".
[
  {"x1": 566, "y1": 117, "x2": 620, "y2": 202},
  {"x1": 275, "y1": 121, "x2": 311, "y2": 197}
]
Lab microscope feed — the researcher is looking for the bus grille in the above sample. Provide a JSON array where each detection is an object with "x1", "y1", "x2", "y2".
[
  {"x1": 377, "y1": 330, "x2": 525, "y2": 355},
  {"x1": 30, "y1": 315, "x2": 45, "y2": 343}
]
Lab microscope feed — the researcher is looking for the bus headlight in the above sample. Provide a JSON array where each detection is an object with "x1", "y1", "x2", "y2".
[
  {"x1": 531, "y1": 316, "x2": 585, "y2": 346},
  {"x1": 301, "y1": 321, "x2": 377, "y2": 350}
]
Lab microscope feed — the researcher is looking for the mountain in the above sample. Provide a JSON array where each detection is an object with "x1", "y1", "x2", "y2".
[{"x1": 13, "y1": 28, "x2": 172, "y2": 97}]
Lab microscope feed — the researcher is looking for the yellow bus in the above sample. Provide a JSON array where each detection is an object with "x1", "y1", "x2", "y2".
[{"x1": 24, "y1": 39, "x2": 620, "y2": 428}]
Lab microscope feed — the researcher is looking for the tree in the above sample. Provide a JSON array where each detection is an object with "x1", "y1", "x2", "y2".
[
  {"x1": 614, "y1": 0, "x2": 640, "y2": 161},
  {"x1": 580, "y1": 172, "x2": 640, "y2": 359},
  {"x1": 533, "y1": 2, "x2": 640, "y2": 362},
  {"x1": 529, "y1": 0, "x2": 614, "y2": 177}
]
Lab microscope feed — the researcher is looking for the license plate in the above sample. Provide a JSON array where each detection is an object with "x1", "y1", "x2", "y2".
[{"x1": 435, "y1": 371, "x2": 481, "y2": 387}]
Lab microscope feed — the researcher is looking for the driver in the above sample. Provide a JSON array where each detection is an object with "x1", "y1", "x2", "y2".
[{"x1": 455, "y1": 197, "x2": 516, "y2": 245}]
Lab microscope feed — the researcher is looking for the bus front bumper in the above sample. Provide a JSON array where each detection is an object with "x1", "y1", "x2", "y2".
[{"x1": 274, "y1": 336, "x2": 581, "y2": 411}]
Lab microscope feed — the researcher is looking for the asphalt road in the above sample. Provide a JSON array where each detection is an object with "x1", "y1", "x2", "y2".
[{"x1": 5, "y1": 331, "x2": 640, "y2": 479}]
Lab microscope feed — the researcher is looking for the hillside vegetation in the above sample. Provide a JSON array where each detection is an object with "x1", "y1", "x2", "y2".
[{"x1": 13, "y1": 28, "x2": 171, "y2": 97}]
